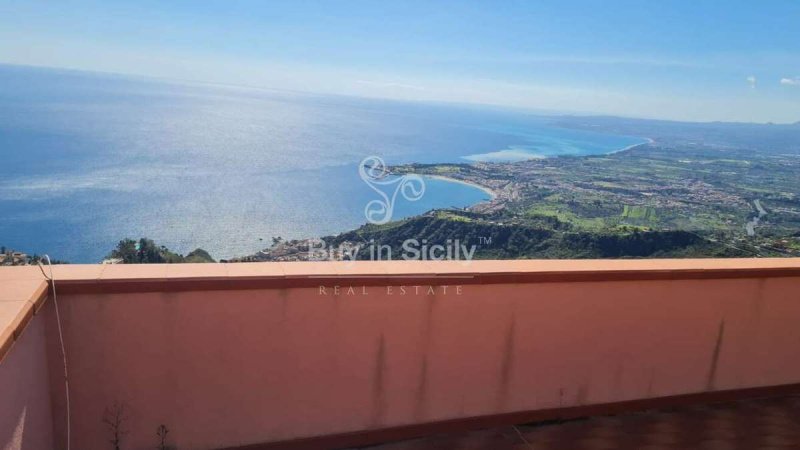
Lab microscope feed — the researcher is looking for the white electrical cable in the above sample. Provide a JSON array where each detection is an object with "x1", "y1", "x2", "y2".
[{"x1": 38, "y1": 255, "x2": 70, "y2": 450}]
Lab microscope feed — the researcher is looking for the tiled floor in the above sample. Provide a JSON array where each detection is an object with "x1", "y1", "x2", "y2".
[{"x1": 360, "y1": 396, "x2": 800, "y2": 450}]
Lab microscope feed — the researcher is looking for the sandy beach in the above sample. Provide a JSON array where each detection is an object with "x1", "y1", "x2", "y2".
[
  {"x1": 609, "y1": 137, "x2": 655, "y2": 154},
  {"x1": 423, "y1": 174, "x2": 498, "y2": 200}
]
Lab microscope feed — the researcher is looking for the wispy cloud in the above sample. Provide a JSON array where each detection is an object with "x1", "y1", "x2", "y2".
[
  {"x1": 780, "y1": 77, "x2": 800, "y2": 86},
  {"x1": 430, "y1": 52, "x2": 712, "y2": 69},
  {"x1": 356, "y1": 80, "x2": 427, "y2": 91},
  {"x1": 747, "y1": 75, "x2": 757, "y2": 88}
]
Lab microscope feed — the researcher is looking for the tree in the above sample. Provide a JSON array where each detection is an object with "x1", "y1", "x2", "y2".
[
  {"x1": 106, "y1": 238, "x2": 215, "y2": 264},
  {"x1": 137, "y1": 238, "x2": 166, "y2": 263},
  {"x1": 102, "y1": 402, "x2": 128, "y2": 450},
  {"x1": 156, "y1": 424, "x2": 172, "y2": 450},
  {"x1": 184, "y1": 248, "x2": 215, "y2": 263},
  {"x1": 110, "y1": 239, "x2": 139, "y2": 263}
]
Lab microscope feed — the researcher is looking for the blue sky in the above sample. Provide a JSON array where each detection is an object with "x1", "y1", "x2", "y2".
[{"x1": 1, "y1": 0, "x2": 798, "y2": 122}]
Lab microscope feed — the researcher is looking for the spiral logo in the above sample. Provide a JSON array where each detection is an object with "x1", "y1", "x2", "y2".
[{"x1": 359, "y1": 156, "x2": 425, "y2": 225}]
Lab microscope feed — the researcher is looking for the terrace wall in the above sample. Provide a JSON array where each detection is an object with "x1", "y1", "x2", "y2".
[{"x1": 34, "y1": 261, "x2": 800, "y2": 449}]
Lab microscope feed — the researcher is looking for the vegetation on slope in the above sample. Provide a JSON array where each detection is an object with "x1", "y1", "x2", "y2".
[
  {"x1": 107, "y1": 238, "x2": 215, "y2": 264},
  {"x1": 326, "y1": 212, "x2": 746, "y2": 260}
]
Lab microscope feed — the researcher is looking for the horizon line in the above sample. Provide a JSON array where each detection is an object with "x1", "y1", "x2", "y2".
[{"x1": 1, "y1": 61, "x2": 798, "y2": 127}]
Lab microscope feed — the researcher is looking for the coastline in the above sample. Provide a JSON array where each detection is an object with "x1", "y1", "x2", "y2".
[
  {"x1": 419, "y1": 137, "x2": 653, "y2": 215},
  {"x1": 609, "y1": 137, "x2": 655, "y2": 155},
  {"x1": 423, "y1": 174, "x2": 498, "y2": 200},
  {"x1": 423, "y1": 137, "x2": 653, "y2": 202}
]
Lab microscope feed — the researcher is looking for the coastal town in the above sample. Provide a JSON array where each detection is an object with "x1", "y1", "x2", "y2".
[
  {"x1": 391, "y1": 139, "x2": 800, "y2": 257},
  {"x1": 240, "y1": 130, "x2": 800, "y2": 262},
  {"x1": 0, "y1": 248, "x2": 29, "y2": 266}
]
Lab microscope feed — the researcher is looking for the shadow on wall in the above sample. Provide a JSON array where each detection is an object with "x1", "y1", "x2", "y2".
[{"x1": 0, "y1": 316, "x2": 55, "y2": 450}]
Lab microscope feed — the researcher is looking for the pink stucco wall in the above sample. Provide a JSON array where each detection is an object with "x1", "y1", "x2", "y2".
[
  {"x1": 42, "y1": 275, "x2": 800, "y2": 450},
  {"x1": 0, "y1": 315, "x2": 54, "y2": 450}
]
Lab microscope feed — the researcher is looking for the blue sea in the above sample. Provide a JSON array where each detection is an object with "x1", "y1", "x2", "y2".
[{"x1": 0, "y1": 65, "x2": 645, "y2": 263}]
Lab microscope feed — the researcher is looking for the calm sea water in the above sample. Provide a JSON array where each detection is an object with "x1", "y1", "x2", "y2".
[{"x1": 0, "y1": 65, "x2": 644, "y2": 262}]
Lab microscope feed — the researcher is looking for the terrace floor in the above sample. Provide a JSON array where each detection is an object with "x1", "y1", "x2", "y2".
[{"x1": 359, "y1": 395, "x2": 800, "y2": 450}]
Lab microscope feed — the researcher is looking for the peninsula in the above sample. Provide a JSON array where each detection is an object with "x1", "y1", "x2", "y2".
[{"x1": 236, "y1": 118, "x2": 800, "y2": 261}]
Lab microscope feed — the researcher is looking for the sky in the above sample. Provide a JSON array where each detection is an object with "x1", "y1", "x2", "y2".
[{"x1": 1, "y1": 0, "x2": 798, "y2": 123}]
